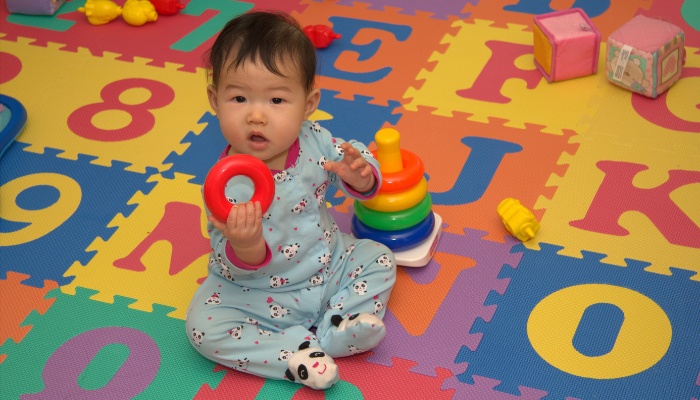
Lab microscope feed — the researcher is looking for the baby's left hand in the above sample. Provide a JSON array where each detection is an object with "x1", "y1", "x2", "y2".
[{"x1": 323, "y1": 142, "x2": 375, "y2": 193}]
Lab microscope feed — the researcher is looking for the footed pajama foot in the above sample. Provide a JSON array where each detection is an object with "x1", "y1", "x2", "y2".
[
  {"x1": 285, "y1": 341, "x2": 339, "y2": 390},
  {"x1": 323, "y1": 313, "x2": 386, "y2": 357}
]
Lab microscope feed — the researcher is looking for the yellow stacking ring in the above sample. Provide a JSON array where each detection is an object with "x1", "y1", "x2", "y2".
[
  {"x1": 360, "y1": 177, "x2": 428, "y2": 212},
  {"x1": 354, "y1": 194, "x2": 432, "y2": 231}
]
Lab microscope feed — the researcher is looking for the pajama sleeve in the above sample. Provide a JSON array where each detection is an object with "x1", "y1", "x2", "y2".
[{"x1": 313, "y1": 123, "x2": 383, "y2": 201}]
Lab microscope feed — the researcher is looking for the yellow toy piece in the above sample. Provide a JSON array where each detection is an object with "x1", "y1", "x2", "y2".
[
  {"x1": 360, "y1": 177, "x2": 428, "y2": 212},
  {"x1": 497, "y1": 198, "x2": 540, "y2": 241},
  {"x1": 122, "y1": 0, "x2": 158, "y2": 26},
  {"x1": 78, "y1": 0, "x2": 122, "y2": 25},
  {"x1": 375, "y1": 128, "x2": 403, "y2": 174}
]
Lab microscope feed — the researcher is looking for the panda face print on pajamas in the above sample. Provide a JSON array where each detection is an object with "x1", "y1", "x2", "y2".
[
  {"x1": 340, "y1": 244, "x2": 355, "y2": 260},
  {"x1": 273, "y1": 170, "x2": 290, "y2": 182},
  {"x1": 279, "y1": 349, "x2": 294, "y2": 361},
  {"x1": 308, "y1": 273, "x2": 323, "y2": 289},
  {"x1": 373, "y1": 297, "x2": 384, "y2": 314},
  {"x1": 205, "y1": 292, "x2": 221, "y2": 305},
  {"x1": 376, "y1": 253, "x2": 394, "y2": 269},
  {"x1": 270, "y1": 275, "x2": 289, "y2": 288},
  {"x1": 352, "y1": 280, "x2": 368, "y2": 295},
  {"x1": 349, "y1": 265, "x2": 363, "y2": 280},
  {"x1": 281, "y1": 243, "x2": 300, "y2": 260},
  {"x1": 291, "y1": 199, "x2": 307, "y2": 214},
  {"x1": 315, "y1": 181, "x2": 328, "y2": 204},
  {"x1": 234, "y1": 358, "x2": 249, "y2": 370},
  {"x1": 270, "y1": 303, "x2": 291, "y2": 318},
  {"x1": 318, "y1": 253, "x2": 331, "y2": 267},
  {"x1": 259, "y1": 328, "x2": 273, "y2": 336},
  {"x1": 228, "y1": 325, "x2": 243, "y2": 340},
  {"x1": 191, "y1": 328, "x2": 205, "y2": 347}
]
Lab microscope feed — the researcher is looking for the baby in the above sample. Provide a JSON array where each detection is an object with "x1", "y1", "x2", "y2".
[{"x1": 185, "y1": 11, "x2": 397, "y2": 390}]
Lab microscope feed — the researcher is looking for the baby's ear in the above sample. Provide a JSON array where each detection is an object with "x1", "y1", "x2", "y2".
[
  {"x1": 304, "y1": 89, "x2": 321, "y2": 119},
  {"x1": 285, "y1": 369, "x2": 295, "y2": 382},
  {"x1": 207, "y1": 84, "x2": 219, "y2": 114}
]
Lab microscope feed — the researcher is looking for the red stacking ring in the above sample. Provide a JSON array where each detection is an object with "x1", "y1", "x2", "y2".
[{"x1": 203, "y1": 154, "x2": 275, "y2": 222}]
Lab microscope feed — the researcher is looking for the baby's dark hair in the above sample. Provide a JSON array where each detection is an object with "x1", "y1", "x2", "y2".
[{"x1": 206, "y1": 11, "x2": 317, "y2": 93}]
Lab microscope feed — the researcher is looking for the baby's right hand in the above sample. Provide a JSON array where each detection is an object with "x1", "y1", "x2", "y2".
[{"x1": 208, "y1": 201, "x2": 264, "y2": 248}]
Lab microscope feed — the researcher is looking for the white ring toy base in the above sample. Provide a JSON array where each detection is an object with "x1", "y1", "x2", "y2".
[
  {"x1": 394, "y1": 213, "x2": 442, "y2": 268},
  {"x1": 349, "y1": 213, "x2": 442, "y2": 268}
]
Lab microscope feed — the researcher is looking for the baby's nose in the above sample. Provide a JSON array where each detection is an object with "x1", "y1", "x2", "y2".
[{"x1": 247, "y1": 108, "x2": 266, "y2": 124}]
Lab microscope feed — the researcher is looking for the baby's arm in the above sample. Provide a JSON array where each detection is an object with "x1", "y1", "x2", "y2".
[{"x1": 208, "y1": 201, "x2": 268, "y2": 267}]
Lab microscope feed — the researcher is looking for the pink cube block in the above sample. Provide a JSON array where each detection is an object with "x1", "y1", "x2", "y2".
[
  {"x1": 533, "y1": 8, "x2": 601, "y2": 82},
  {"x1": 605, "y1": 15, "x2": 685, "y2": 98},
  {"x1": 6, "y1": 0, "x2": 65, "y2": 15}
]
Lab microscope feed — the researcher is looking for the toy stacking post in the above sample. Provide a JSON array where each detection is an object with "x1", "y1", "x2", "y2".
[
  {"x1": 351, "y1": 128, "x2": 442, "y2": 267},
  {"x1": 375, "y1": 128, "x2": 403, "y2": 173}
]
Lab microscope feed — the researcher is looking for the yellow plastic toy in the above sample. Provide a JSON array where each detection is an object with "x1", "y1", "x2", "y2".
[
  {"x1": 78, "y1": 0, "x2": 122, "y2": 25},
  {"x1": 497, "y1": 198, "x2": 540, "y2": 241},
  {"x1": 375, "y1": 128, "x2": 404, "y2": 174},
  {"x1": 122, "y1": 0, "x2": 158, "y2": 26}
]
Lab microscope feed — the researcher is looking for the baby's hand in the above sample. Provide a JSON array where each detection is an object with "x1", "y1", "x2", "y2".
[
  {"x1": 208, "y1": 201, "x2": 265, "y2": 263},
  {"x1": 323, "y1": 142, "x2": 375, "y2": 193}
]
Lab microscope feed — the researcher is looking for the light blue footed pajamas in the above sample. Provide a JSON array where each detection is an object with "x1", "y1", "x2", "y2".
[{"x1": 186, "y1": 121, "x2": 396, "y2": 383}]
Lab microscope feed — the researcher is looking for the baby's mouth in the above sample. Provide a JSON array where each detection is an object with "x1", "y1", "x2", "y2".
[{"x1": 250, "y1": 134, "x2": 267, "y2": 142}]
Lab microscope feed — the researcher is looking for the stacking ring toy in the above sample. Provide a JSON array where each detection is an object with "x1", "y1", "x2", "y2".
[
  {"x1": 360, "y1": 177, "x2": 427, "y2": 212},
  {"x1": 354, "y1": 194, "x2": 432, "y2": 231},
  {"x1": 351, "y1": 211, "x2": 435, "y2": 252},
  {"x1": 203, "y1": 154, "x2": 275, "y2": 222},
  {"x1": 372, "y1": 148, "x2": 424, "y2": 194}
]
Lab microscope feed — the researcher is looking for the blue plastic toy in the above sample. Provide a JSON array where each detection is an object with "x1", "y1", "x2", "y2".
[
  {"x1": 351, "y1": 211, "x2": 436, "y2": 252},
  {"x1": 0, "y1": 94, "x2": 27, "y2": 159}
]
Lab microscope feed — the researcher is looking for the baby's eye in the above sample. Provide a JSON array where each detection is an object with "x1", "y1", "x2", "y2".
[
  {"x1": 271, "y1": 98, "x2": 284, "y2": 105},
  {"x1": 234, "y1": 96, "x2": 246, "y2": 103}
]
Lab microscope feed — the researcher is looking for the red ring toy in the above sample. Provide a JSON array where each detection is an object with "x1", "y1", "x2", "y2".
[
  {"x1": 203, "y1": 154, "x2": 275, "y2": 222},
  {"x1": 371, "y1": 148, "x2": 424, "y2": 194}
]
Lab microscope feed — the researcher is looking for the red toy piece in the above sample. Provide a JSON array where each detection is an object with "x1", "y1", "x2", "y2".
[
  {"x1": 303, "y1": 24, "x2": 341, "y2": 49},
  {"x1": 203, "y1": 154, "x2": 275, "y2": 222},
  {"x1": 150, "y1": 0, "x2": 184, "y2": 15}
]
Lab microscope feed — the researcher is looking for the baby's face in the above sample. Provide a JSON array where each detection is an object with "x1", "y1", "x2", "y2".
[{"x1": 208, "y1": 58, "x2": 318, "y2": 170}]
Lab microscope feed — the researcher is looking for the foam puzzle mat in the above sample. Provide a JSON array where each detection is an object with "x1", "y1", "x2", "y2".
[{"x1": 1, "y1": 0, "x2": 699, "y2": 398}]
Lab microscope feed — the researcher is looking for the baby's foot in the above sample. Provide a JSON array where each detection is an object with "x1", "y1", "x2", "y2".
[
  {"x1": 285, "y1": 341, "x2": 339, "y2": 390},
  {"x1": 323, "y1": 313, "x2": 386, "y2": 357}
]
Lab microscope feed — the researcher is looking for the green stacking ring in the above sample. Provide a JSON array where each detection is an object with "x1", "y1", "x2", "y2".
[{"x1": 354, "y1": 194, "x2": 432, "y2": 231}]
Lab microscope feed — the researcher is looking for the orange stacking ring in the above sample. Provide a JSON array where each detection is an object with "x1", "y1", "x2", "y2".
[
  {"x1": 360, "y1": 177, "x2": 428, "y2": 212},
  {"x1": 373, "y1": 148, "x2": 424, "y2": 194}
]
